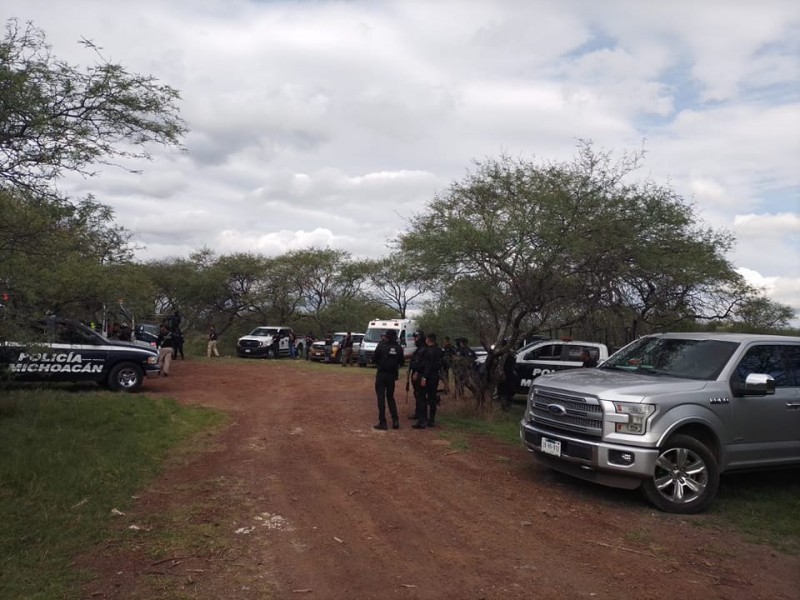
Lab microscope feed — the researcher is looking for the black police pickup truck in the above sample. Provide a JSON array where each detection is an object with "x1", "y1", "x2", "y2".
[{"x1": 0, "y1": 317, "x2": 160, "y2": 392}]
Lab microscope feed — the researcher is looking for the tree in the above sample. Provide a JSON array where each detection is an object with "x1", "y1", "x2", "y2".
[
  {"x1": 362, "y1": 255, "x2": 435, "y2": 319},
  {"x1": 284, "y1": 248, "x2": 367, "y2": 332},
  {"x1": 399, "y1": 143, "x2": 750, "y2": 404},
  {"x1": 728, "y1": 293, "x2": 795, "y2": 331},
  {"x1": 0, "y1": 18, "x2": 187, "y2": 195},
  {"x1": 0, "y1": 18, "x2": 187, "y2": 338},
  {"x1": 0, "y1": 188, "x2": 140, "y2": 336}
]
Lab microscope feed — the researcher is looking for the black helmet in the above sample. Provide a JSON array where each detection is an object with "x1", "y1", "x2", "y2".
[{"x1": 385, "y1": 329, "x2": 397, "y2": 340}]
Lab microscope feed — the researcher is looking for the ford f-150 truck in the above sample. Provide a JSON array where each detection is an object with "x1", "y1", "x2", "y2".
[{"x1": 519, "y1": 332, "x2": 800, "y2": 513}]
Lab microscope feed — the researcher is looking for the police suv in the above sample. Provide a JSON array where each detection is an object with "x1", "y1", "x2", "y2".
[{"x1": 0, "y1": 317, "x2": 160, "y2": 392}]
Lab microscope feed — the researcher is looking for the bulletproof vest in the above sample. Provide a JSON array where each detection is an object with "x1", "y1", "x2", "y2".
[{"x1": 379, "y1": 342, "x2": 403, "y2": 372}]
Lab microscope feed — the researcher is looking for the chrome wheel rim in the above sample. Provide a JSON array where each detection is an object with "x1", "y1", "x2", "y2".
[
  {"x1": 652, "y1": 447, "x2": 708, "y2": 505},
  {"x1": 117, "y1": 367, "x2": 139, "y2": 389}
]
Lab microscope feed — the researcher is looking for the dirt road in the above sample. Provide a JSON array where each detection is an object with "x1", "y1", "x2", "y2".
[{"x1": 82, "y1": 359, "x2": 799, "y2": 599}]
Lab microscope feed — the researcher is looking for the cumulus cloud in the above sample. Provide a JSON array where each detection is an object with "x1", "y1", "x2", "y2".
[
  {"x1": 734, "y1": 213, "x2": 800, "y2": 238},
  {"x1": 3, "y1": 0, "x2": 798, "y2": 314}
]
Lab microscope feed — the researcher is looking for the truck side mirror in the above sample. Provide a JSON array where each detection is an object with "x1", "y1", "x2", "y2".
[{"x1": 743, "y1": 373, "x2": 776, "y2": 396}]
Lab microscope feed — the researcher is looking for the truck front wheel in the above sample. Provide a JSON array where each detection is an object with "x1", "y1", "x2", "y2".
[
  {"x1": 107, "y1": 362, "x2": 144, "y2": 392},
  {"x1": 641, "y1": 434, "x2": 719, "y2": 514}
]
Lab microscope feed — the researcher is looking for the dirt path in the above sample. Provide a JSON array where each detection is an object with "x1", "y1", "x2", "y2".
[{"x1": 83, "y1": 359, "x2": 799, "y2": 600}]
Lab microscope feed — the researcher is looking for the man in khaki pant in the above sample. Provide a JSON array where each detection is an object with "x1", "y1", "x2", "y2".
[
  {"x1": 207, "y1": 326, "x2": 220, "y2": 357},
  {"x1": 157, "y1": 324, "x2": 174, "y2": 376}
]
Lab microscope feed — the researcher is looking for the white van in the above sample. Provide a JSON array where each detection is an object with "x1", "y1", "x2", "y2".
[{"x1": 357, "y1": 318, "x2": 418, "y2": 367}]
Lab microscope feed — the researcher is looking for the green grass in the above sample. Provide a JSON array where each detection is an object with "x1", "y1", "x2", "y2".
[
  {"x1": 0, "y1": 388, "x2": 226, "y2": 600},
  {"x1": 707, "y1": 469, "x2": 800, "y2": 553},
  {"x1": 440, "y1": 402, "x2": 525, "y2": 445},
  {"x1": 440, "y1": 399, "x2": 800, "y2": 553}
]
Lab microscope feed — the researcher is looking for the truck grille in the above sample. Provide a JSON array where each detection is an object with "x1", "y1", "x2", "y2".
[
  {"x1": 239, "y1": 339, "x2": 262, "y2": 348},
  {"x1": 531, "y1": 389, "x2": 603, "y2": 438}
]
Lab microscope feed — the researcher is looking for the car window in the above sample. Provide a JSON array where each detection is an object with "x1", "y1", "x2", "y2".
[
  {"x1": 563, "y1": 346, "x2": 592, "y2": 362},
  {"x1": 251, "y1": 328, "x2": 278, "y2": 336},
  {"x1": 54, "y1": 322, "x2": 98, "y2": 345},
  {"x1": 785, "y1": 345, "x2": 800, "y2": 386},
  {"x1": 733, "y1": 345, "x2": 788, "y2": 387},
  {"x1": 523, "y1": 343, "x2": 562, "y2": 361}
]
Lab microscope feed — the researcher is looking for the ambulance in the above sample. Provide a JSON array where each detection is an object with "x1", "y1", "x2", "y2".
[{"x1": 357, "y1": 318, "x2": 418, "y2": 367}]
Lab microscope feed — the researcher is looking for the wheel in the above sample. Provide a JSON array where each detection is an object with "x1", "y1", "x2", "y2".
[
  {"x1": 107, "y1": 362, "x2": 144, "y2": 392},
  {"x1": 641, "y1": 434, "x2": 719, "y2": 514}
]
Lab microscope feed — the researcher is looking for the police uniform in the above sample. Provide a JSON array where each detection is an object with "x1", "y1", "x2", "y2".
[
  {"x1": 372, "y1": 330, "x2": 405, "y2": 429},
  {"x1": 408, "y1": 332, "x2": 426, "y2": 420},
  {"x1": 413, "y1": 334, "x2": 444, "y2": 429}
]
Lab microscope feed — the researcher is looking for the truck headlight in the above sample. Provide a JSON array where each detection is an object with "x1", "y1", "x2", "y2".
[
  {"x1": 612, "y1": 402, "x2": 655, "y2": 434},
  {"x1": 147, "y1": 356, "x2": 158, "y2": 365}
]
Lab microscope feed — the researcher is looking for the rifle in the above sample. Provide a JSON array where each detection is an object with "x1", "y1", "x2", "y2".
[{"x1": 404, "y1": 366, "x2": 411, "y2": 406}]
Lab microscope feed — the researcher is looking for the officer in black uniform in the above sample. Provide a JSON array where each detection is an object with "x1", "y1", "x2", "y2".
[
  {"x1": 407, "y1": 330, "x2": 426, "y2": 420},
  {"x1": 372, "y1": 329, "x2": 405, "y2": 430},
  {"x1": 412, "y1": 333, "x2": 444, "y2": 429}
]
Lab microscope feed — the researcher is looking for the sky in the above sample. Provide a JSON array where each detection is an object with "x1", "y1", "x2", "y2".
[{"x1": 4, "y1": 0, "x2": 800, "y2": 319}]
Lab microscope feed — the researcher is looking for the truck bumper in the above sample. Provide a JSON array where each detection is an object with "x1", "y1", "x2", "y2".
[{"x1": 519, "y1": 420, "x2": 659, "y2": 490}]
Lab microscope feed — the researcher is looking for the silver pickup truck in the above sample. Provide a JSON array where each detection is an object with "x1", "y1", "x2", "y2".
[{"x1": 519, "y1": 332, "x2": 800, "y2": 513}]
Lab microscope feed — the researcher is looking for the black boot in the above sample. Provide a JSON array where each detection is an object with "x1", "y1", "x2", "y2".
[
  {"x1": 392, "y1": 420, "x2": 400, "y2": 429},
  {"x1": 412, "y1": 421, "x2": 426, "y2": 429},
  {"x1": 373, "y1": 422, "x2": 388, "y2": 430}
]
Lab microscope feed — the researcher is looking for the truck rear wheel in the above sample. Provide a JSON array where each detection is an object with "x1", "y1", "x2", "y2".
[
  {"x1": 641, "y1": 434, "x2": 719, "y2": 514},
  {"x1": 107, "y1": 362, "x2": 144, "y2": 392}
]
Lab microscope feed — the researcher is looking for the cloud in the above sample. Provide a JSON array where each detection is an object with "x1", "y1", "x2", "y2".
[
  {"x1": 738, "y1": 267, "x2": 800, "y2": 321},
  {"x1": 734, "y1": 213, "x2": 800, "y2": 238},
  {"x1": 2, "y1": 0, "x2": 798, "y2": 318}
]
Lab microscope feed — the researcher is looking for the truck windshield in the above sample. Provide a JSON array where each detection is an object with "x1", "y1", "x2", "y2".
[
  {"x1": 363, "y1": 329, "x2": 386, "y2": 343},
  {"x1": 602, "y1": 337, "x2": 739, "y2": 380},
  {"x1": 249, "y1": 328, "x2": 278, "y2": 336}
]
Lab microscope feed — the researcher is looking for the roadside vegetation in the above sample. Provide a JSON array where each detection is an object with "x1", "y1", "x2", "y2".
[{"x1": 0, "y1": 387, "x2": 226, "y2": 599}]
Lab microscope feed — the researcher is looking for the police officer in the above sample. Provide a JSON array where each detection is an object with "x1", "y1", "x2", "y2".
[
  {"x1": 412, "y1": 333, "x2": 444, "y2": 429},
  {"x1": 372, "y1": 329, "x2": 405, "y2": 430},
  {"x1": 441, "y1": 335, "x2": 455, "y2": 393},
  {"x1": 497, "y1": 342, "x2": 519, "y2": 411},
  {"x1": 407, "y1": 330, "x2": 426, "y2": 420}
]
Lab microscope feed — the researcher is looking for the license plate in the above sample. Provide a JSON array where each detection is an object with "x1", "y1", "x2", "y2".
[
  {"x1": 541, "y1": 437, "x2": 561, "y2": 457},
  {"x1": 245, "y1": 349, "x2": 251, "y2": 353}
]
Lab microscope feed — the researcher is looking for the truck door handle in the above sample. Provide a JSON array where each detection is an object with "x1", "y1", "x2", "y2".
[{"x1": 787, "y1": 402, "x2": 800, "y2": 410}]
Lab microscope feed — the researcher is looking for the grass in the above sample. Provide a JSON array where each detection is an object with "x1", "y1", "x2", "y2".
[
  {"x1": 706, "y1": 468, "x2": 800, "y2": 553},
  {"x1": 440, "y1": 399, "x2": 525, "y2": 446},
  {"x1": 439, "y1": 396, "x2": 800, "y2": 554},
  {"x1": 0, "y1": 387, "x2": 227, "y2": 600}
]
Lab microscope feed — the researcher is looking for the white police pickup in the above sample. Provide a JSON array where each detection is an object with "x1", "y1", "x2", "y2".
[
  {"x1": 0, "y1": 317, "x2": 160, "y2": 392},
  {"x1": 236, "y1": 326, "x2": 295, "y2": 358}
]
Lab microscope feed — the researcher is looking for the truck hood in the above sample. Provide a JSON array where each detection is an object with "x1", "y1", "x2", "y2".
[
  {"x1": 239, "y1": 334, "x2": 273, "y2": 342},
  {"x1": 534, "y1": 368, "x2": 709, "y2": 400}
]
